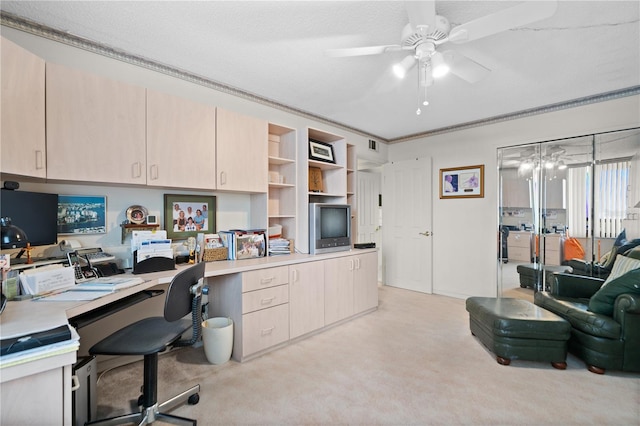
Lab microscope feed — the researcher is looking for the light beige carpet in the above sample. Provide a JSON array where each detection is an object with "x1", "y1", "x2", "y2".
[{"x1": 94, "y1": 285, "x2": 640, "y2": 425}]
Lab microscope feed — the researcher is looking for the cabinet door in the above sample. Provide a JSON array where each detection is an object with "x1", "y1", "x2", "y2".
[
  {"x1": 46, "y1": 62, "x2": 146, "y2": 184},
  {"x1": 353, "y1": 252, "x2": 379, "y2": 314},
  {"x1": 324, "y1": 256, "x2": 354, "y2": 325},
  {"x1": 289, "y1": 261, "x2": 325, "y2": 339},
  {"x1": 1, "y1": 37, "x2": 46, "y2": 178},
  {"x1": 146, "y1": 90, "x2": 216, "y2": 189},
  {"x1": 216, "y1": 108, "x2": 268, "y2": 192}
]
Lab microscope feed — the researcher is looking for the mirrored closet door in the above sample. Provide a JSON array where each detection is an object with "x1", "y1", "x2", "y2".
[{"x1": 498, "y1": 128, "x2": 640, "y2": 298}]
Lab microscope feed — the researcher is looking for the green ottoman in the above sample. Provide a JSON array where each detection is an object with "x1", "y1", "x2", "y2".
[{"x1": 465, "y1": 297, "x2": 571, "y2": 369}]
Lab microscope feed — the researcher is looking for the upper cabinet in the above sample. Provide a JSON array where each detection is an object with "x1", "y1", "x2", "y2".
[
  {"x1": 216, "y1": 108, "x2": 268, "y2": 193},
  {"x1": 46, "y1": 62, "x2": 147, "y2": 184},
  {"x1": 146, "y1": 90, "x2": 216, "y2": 189},
  {"x1": 1, "y1": 37, "x2": 46, "y2": 178}
]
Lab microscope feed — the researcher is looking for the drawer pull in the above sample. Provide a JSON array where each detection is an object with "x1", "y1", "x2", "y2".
[
  {"x1": 261, "y1": 326, "x2": 275, "y2": 335},
  {"x1": 260, "y1": 277, "x2": 275, "y2": 284},
  {"x1": 260, "y1": 297, "x2": 276, "y2": 305}
]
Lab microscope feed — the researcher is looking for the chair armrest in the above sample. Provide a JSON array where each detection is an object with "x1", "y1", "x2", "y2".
[
  {"x1": 567, "y1": 258, "x2": 591, "y2": 272},
  {"x1": 552, "y1": 273, "x2": 604, "y2": 298},
  {"x1": 614, "y1": 294, "x2": 640, "y2": 317}
]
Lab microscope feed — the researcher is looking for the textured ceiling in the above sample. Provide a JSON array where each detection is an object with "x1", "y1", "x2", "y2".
[{"x1": 1, "y1": 1, "x2": 639, "y2": 142}]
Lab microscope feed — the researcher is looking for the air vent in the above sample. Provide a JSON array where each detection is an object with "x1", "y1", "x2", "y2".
[{"x1": 368, "y1": 139, "x2": 378, "y2": 152}]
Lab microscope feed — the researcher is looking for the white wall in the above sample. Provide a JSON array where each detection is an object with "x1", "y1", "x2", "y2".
[{"x1": 388, "y1": 95, "x2": 640, "y2": 298}]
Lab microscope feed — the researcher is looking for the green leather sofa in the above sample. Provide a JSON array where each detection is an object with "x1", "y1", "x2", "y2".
[{"x1": 534, "y1": 271, "x2": 640, "y2": 374}]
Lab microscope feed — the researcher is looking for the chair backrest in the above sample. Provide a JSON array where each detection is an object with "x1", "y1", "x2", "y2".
[{"x1": 164, "y1": 262, "x2": 205, "y2": 322}]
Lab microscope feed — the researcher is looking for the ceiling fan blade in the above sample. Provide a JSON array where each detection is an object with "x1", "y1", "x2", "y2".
[
  {"x1": 448, "y1": 1, "x2": 558, "y2": 44},
  {"x1": 404, "y1": 1, "x2": 436, "y2": 34},
  {"x1": 442, "y1": 50, "x2": 490, "y2": 84},
  {"x1": 325, "y1": 45, "x2": 402, "y2": 57}
]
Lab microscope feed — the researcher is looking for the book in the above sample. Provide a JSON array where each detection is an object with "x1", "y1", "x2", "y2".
[{"x1": 1, "y1": 324, "x2": 72, "y2": 356}]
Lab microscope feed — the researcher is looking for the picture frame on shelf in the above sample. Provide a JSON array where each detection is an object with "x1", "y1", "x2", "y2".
[
  {"x1": 308, "y1": 167, "x2": 324, "y2": 192},
  {"x1": 164, "y1": 194, "x2": 216, "y2": 239},
  {"x1": 58, "y1": 195, "x2": 107, "y2": 234},
  {"x1": 309, "y1": 139, "x2": 335, "y2": 163},
  {"x1": 439, "y1": 165, "x2": 484, "y2": 199}
]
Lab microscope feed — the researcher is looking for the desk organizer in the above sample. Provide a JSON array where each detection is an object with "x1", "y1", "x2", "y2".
[
  {"x1": 203, "y1": 247, "x2": 228, "y2": 262},
  {"x1": 132, "y1": 251, "x2": 176, "y2": 274}
]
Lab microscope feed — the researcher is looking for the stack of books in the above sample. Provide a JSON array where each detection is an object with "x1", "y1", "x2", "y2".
[{"x1": 268, "y1": 238, "x2": 291, "y2": 255}]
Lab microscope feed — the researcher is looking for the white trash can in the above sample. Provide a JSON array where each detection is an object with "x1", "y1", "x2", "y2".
[{"x1": 202, "y1": 317, "x2": 233, "y2": 364}]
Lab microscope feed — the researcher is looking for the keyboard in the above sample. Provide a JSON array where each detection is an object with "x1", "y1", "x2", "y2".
[{"x1": 85, "y1": 251, "x2": 116, "y2": 264}]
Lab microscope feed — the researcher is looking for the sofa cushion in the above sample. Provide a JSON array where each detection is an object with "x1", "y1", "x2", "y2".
[
  {"x1": 534, "y1": 292, "x2": 621, "y2": 339},
  {"x1": 599, "y1": 245, "x2": 618, "y2": 270},
  {"x1": 626, "y1": 246, "x2": 640, "y2": 260},
  {"x1": 602, "y1": 255, "x2": 640, "y2": 286},
  {"x1": 613, "y1": 229, "x2": 627, "y2": 246},
  {"x1": 589, "y1": 268, "x2": 640, "y2": 316}
]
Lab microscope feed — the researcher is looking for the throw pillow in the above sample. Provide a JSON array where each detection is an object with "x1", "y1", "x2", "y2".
[
  {"x1": 599, "y1": 245, "x2": 618, "y2": 270},
  {"x1": 588, "y1": 269, "x2": 640, "y2": 316},
  {"x1": 614, "y1": 229, "x2": 627, "y2": 247},
  {"x1": 625, "y1": 246, "x2": 640, "y2": 261},
  {"x1": 602, "y1": 255, "x2": 640, "y2": 286}
]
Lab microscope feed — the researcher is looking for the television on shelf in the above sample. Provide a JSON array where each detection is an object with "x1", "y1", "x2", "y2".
[
  {"x1": 1, "y1": 189, "x2": 59, "y2": 249},
  {"x1": 309, "y1": 203, "x2": 351, "y2": 254}
]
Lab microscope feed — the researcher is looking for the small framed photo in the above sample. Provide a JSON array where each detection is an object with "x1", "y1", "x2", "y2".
[
  {"x1": 308, "y1": 167, "x2": 324, "y2": 192},
  {"x1": 309, "y1": 139, "x2": 335, "y2": 163},
  {"x1": 164, "y1": 194, "x2": 216, "y2": 239},
  {"x1": 58, "y1": 195, "x2": 107, "y2": 234},
  {"x1": 440, "y1": 165, "x2": 484, "y2": 199}
]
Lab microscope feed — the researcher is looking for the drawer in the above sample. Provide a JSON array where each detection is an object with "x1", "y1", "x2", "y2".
[
  {"x1": 242, "y1": 266, "x2": 289, "y2": 292},
  {"x1": 242, "y1": 284, "x2": 289, "y2": 314},
  {"x1": 242, "y1": 303, "x2": 289, "y2": 356},
  {"x1": 508, "y1": 233, "x2": 531, "y2": 248},
  {"x1": 509, "y1": 246, "x2": 531, "y2": 262}
]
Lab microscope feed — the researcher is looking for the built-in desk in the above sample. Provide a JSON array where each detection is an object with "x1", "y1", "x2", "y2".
[{"x1": 0, "y1": 249, "x2": 378, "y2": 425}]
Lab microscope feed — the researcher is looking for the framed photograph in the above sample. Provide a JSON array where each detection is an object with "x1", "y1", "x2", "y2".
[
  {"x1": 439, "y1": 165, "x2": 484, "y2": 199},
  {"x1": 164, "y1": 194, "x2": 216, "y2": 239},
  {"x1": 309, "y1": 139, "x2": 335, "y2": 163},
  {"x1": 58, "y1": 195, "x2": 107, "y2": 234}
]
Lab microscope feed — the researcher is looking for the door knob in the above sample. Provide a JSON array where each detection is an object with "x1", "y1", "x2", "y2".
[{"x1": 419, "y1": 231, "x2": 432, "y2": 237}]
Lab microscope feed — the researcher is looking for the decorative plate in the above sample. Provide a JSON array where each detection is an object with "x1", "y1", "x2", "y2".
[{"x1": 126, "y1": 205, "x2": 148, "y2": 225}]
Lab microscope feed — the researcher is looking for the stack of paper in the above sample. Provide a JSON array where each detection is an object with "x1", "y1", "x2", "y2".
[
  {"x1": 19, "y1": 265, "x2": 75, "y2": 296},
  {"x1": 269, "y1": 238, "x2": 291, "y2": 255}
]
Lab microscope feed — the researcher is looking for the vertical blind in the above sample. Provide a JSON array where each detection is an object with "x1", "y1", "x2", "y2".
[{"x1": 568, "y1": 161, "x2": 629, "y2": 239}]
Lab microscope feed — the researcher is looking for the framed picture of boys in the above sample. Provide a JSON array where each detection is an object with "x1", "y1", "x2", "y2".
[{"x1": 164, "y1": 194, "x2": 216, "y2": 239}]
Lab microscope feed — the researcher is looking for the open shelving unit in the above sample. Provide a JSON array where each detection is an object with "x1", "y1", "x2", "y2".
[{"x1": 267, "y1": 123, "x2": 297, "y2": 244}]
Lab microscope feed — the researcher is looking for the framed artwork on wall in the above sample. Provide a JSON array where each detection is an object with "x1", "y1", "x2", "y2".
[
  {"x1": 439, "y1": 165, "x2": 484, "y2": 199},
  {"x1": 309, "y1": 139, "x2": 335, "y2": 163},
  {"x1": 57, "y1": 195, "x2": 107, "y2": 234},
  {"x1": 164, "y1": 194, "x2": 216, "y2": 239}
]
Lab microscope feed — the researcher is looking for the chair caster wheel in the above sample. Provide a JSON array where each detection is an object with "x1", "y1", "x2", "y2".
[{"x1": 188, "y1": 393, "x2": 200, "y2": 405}]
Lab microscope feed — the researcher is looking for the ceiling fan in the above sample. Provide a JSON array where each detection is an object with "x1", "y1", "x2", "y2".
[{"x1": 327, "y1": 1, "x2": 558, "y2": 110}]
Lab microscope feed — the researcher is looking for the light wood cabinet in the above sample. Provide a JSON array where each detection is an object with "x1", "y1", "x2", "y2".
[
  {"x1": 46, "y1": 62, "x2": 146, "y2": 184},
  {"x1": 268, "y1": 123, "x2": 297, "y2": 242},
  {"x1": 146, "y1": 90, "x2": 216, "y2": 189},
  {"x1": 542, "y1": 233, "x2": 563, "y2": 266},
  {"x1": 216, "y1": 108, "x2": 268, "y2": 193},
  {"x1": 289, "y1": 261, "x2": 325, "y2": 339},
  {"x1": 353, "y1": 251, "x2": 378, "y2": 314},
  {"x1": 507, "y1": 231, "x2": 532, "y2": 262},
  {"x1": 1, "y1": 37, "x2": 46, "y2": 178}
]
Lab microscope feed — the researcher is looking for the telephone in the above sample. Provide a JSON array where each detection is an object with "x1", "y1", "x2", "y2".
[{"x1": 67, "y1": 251, "x2": 98, "y2": 283}]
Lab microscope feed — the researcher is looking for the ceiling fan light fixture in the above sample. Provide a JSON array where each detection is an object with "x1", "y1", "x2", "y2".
[
  {"x1": 393, "y1": 55, "x2": 416, "y2": 79},
  {"x1": 430, "y1": 52, "x2": 450, "y2": 78}
]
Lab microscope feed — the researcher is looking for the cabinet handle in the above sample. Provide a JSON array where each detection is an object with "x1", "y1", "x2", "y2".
[
  {"x1": 260, "y1": 277, "x2": 275, "y2": 285},
  {"x1": 132, "y1": 162, "x2": 142, "y2": 178},
  {"x1": 220, "y1": 171, "x2": 227, "y2": 185},
  {"x1": 150, "y1": 164, "x2": 159, "y2": 180},
  {"x1": 355, "y1": 258, "x2": 361, "y2": 270},
  {"x1": 292, "y1": 270, "x2": 298, "y2": 283},
  {"x1": 349, "y1": 259, "x2": 354, "y2": 271},
  {"x1": 261, "y1": 326, "x2": 275, "y2": 335},
  {"x1": 260, "y1": 296, "x2": 275, "y2": 305},
  {"x1": 71, "y1": 374, "x2": 80, "y2": 391},
  {"x1": 35, "y1": 150, "x2": 44, "y2": 170}
]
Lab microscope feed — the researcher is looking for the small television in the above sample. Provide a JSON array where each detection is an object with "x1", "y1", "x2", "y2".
[
  {"x1": 309, "y1": 203, "x2": 352, "y2": 254},
  {"x1": 1, "y1": 189, "x2": 59, "y2": 249}
]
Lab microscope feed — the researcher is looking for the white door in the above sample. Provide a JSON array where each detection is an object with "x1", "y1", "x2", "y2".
[
  {"x1": 357, "y1": 171, "x2": 382, "y2": 279},
  {"x1": 382, "y1": 158, "x2": 433, "y2": 293}
]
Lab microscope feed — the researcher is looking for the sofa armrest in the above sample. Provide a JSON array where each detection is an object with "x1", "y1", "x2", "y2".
[
  {"x1": 552, "y1": 273, "x2": 604, "y2": 298},
  {"x1": 614, "y1": 294, "x2": 640, "y2": 317}
]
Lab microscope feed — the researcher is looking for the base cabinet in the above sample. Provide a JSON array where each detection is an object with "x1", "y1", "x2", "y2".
[
  {"x1": 289, "y1": 261, "x2": 325, "y2": 339},
  {"x1": 353, "y1": 251, "x2": 379, "y2": 314}
]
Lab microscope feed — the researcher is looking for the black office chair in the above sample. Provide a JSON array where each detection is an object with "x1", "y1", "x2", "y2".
[{"x1": 87, "y1": 262, "x2": 206, "y2": 426}]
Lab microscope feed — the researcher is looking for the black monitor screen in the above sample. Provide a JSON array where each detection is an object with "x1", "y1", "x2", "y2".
[
  {"x1": 320, "y1": 207, "x2": 349, "y2": 239},
  {"x1": 1, "y1": 189, "x2": 58, "y2": 248}
]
